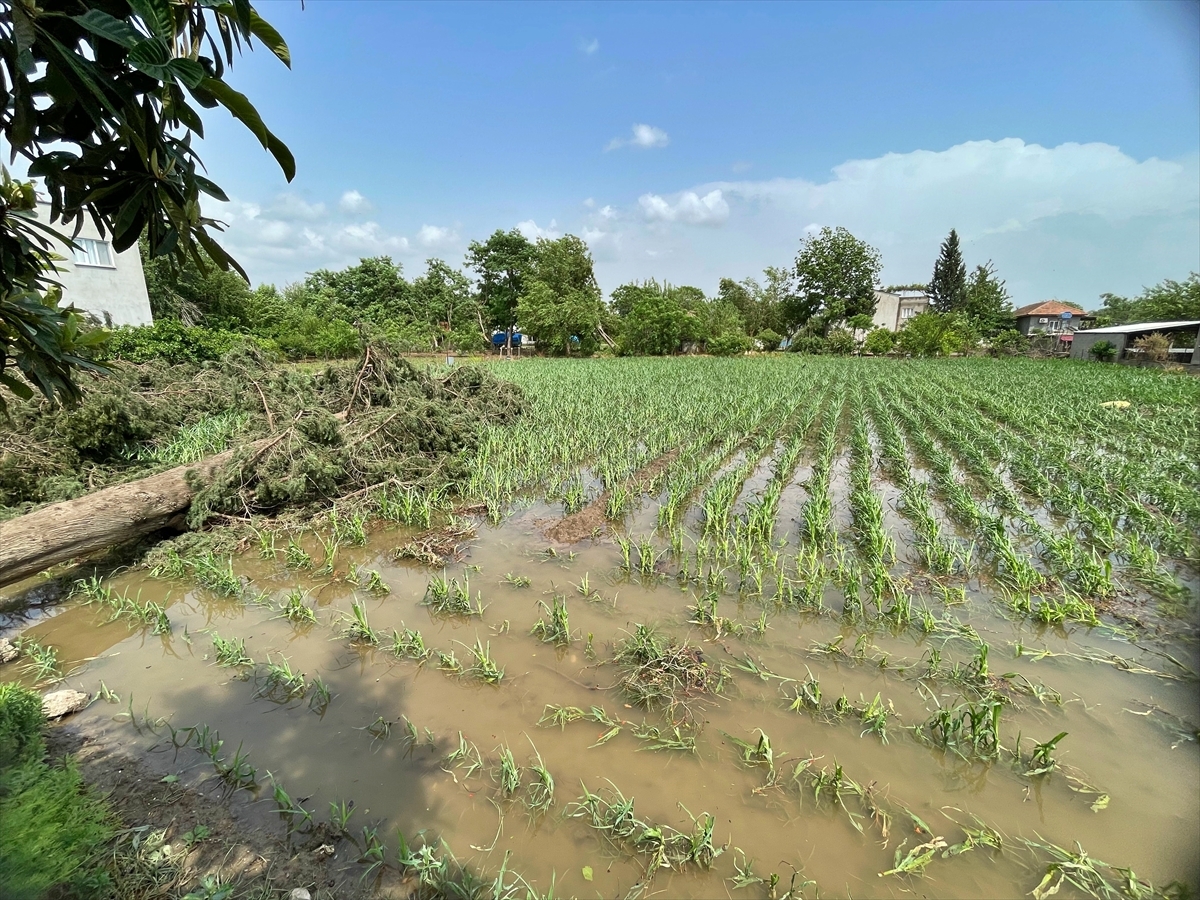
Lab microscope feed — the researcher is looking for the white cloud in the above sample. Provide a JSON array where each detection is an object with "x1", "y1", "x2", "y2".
[
  {"x1": 581, "y1": 38, "x2": 599, "y2": 55},
  {"x1": 339, "y1": 190, "x2": 371, "y2": 214},
  {"x1": 598, "y1": 204, "x2": 617, "y2": 220},
  {"x1": 417, "y1": 224, "x2": 459, "y2": 248},
  {"x1": 732, "y1": 161, "x2": 753, "y2": 174},
  {"x1": 516, "y1": 218, "x2": 559, "y2": 241},
  {"x1": 264, "y1": 194, "x2": 326, "y2": 221},
  {"x1": 593, "y1": 139, "x2": 1199, "y2": 307},
  {"x1": 605, "y1": 123, "x2": 669, "y2": 152},
  {"x1": 638, "y1": 189, "x2": 729, "y2": 226}
]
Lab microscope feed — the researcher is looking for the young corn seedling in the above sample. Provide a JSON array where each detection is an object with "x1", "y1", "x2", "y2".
[
  {"x1": 495, "y1": 744, "x2": 522, "y2": 797},
  {"x1": 307, "y1": 675, "x2": 333, "y2": 714},
  {"x1": 525, "y1": 739, "x2": 555, "y2": 814},
  {"x1": 502, "y1": 572, "x2": 532, "y2": 588},
  {"x1": 723, "y1": 729, "x2": 779, "y2": 784},
  {"x1": 344, "y1": 600, "x2": 380, "y2": 644},
  {"x1": 279, "y1": 589, "x2": 317, "y2": 625},
  {"x1": 365, "y1": 570, "x2": 390, "y2": 594},
  {"x1": 539, "y1": 705, "x2": 586, "y2": 729},
  {"x1": 284, "y1": 537, "x2": 313, "y2": 570},
  {"x1": 530, "y1": 595, "x2": 570, "y2": 645},
  {"x1": 391, "y1": 625, "x2": 431, "y2": 661},
  {"x1": 257, "y1": 655, "x2": 307, "y2": 701},
  {"x1": 1024, "y1": 731, "x2": 1069, "y2": 776},
  {"x1": 423, "y1": 574, "x2": 485, "y2": 617},
  {"x1": 436, "y1": 649, "x2": 463, "y2": 674},
  {"x1": 462, "y1": 639, "x2": 504, "y2": 684},
  {"x1": 16, "y1": 638, "x2": 60, "y2": 682},
  {"x1": 442, "y1": 732, "x2": 485, "y2": 782},
  {"x1": 211, "y1": 633, "x2": 253, "y2": 668}
]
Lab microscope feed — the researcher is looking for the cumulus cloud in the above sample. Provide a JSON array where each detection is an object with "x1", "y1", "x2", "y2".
[
  {"x1": 581, "y1": 38, "x2": 599, "y2": 55},
  {"x1": 595, "y1": 139, "x2": 1199, "y2": 306},
  {"x1": 516, "y1": 218, "x2": 559, "y2": 241},
  {"x1": 417, "y1": 224, "x2": 459, "y2": 248},
  {"x1": 605, "y1": 124, "x2": 669, "y2": 152},
  {"x1": 264, "y1": 194, "x2": 326, "y2": 221},
  {"x1": 638, "y1": 189, "x2": 729, "y2": 226},
  {"x1": 339, "y1": 190, "x2": 371, "y2": 214}
]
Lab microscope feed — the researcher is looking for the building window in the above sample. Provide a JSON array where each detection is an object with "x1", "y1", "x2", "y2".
[
  {"x1": 900, "y1": 307, "x2": 917, "y2": 320},
  {"x1": 73, "y1": 238, "x2": 113, "y2": 268}
]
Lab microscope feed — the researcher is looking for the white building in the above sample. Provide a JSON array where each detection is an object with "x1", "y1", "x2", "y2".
[
  {"x1": 871, "y1": 289, "x2": 930, "y2": 332},
  {"x1": 35, "y1": 202, "x2": 153, "y2": 326}
]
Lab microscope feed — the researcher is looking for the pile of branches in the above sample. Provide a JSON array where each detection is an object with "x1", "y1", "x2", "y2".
[{"x1": 0, "y1": 340, "x2": 525, "y2": 525}]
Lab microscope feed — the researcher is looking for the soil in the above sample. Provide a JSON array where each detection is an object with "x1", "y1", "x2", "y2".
[
  {"x1": 544, "y1": 450, "x2": 679, "y2": 544},
  {"x1": 45, "y1": 721, "x2": 402, "y2": 898}
]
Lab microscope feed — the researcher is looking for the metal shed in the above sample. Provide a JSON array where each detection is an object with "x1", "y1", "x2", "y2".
[{"x1": 1069, "y1": 320, "x2": 1200, "y2": 364}]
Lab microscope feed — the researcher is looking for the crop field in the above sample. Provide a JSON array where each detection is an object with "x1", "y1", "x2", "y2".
[{"x1": 3, "y1": 355, "x2": 1199, "y2": 898}]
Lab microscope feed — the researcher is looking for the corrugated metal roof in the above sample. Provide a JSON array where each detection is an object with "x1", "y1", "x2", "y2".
[{"x1": 1074, "y1": 321, "x2": 1200, "y2": 335}]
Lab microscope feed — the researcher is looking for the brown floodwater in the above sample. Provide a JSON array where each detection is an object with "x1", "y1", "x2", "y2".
[{"x1": 2, "y1": 484, "x2": 1198, "y2": 899}]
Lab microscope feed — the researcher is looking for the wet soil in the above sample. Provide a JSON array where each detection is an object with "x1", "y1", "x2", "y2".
[{"x1": 544, "y1": 450, "x2": 679, "y2": 544}]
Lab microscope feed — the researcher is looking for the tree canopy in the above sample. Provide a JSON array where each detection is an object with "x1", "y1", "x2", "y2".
[
  {"x1": 515, "y1": 235, "x2": 603, "y2": 355},
  {"x1": 465, "y1": 229, "x2": 535, "y2": 331},
  {"x1": 929, "y1": 229, "x2": 968, "y2": 314},
  {"x1": 1, "y1": 0, "x2": 294, "y2": 408},
  {"x1": 784, "y1": 226, "x2": 881, "y2": 334},
  {"x1": 1096, "y1": 274, "x2": 1200, "y2": 326}
]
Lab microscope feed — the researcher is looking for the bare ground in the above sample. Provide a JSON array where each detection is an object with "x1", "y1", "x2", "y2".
[
  {"x1": 544, "y1": 450, "x2": 679, "y2": 544},
  {"x1": 45, "y1": 721, "x2": 404, "y2": 898}
]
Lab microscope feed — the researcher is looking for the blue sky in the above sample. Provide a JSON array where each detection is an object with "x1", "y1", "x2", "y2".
[{"x1": 199, "y1": 0, "x2": 1200, "y2": 308}]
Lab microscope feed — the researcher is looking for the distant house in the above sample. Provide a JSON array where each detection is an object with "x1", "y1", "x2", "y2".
[
  {"x1": 1013, "y1": 300, "x2": 1090, "y2": 337},
  {"x1": 35, "y1": 202, "x2": 153, "y2": 327},
  {"x1": 872, "y1": 290, "x2": 930, "y2": 332},
  {"x1": 1070, "y1": 321, "x2": 1200, "y2": 365}
]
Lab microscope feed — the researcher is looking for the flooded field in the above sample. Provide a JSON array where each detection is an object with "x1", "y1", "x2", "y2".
[{"x1": 3, "y1": 356, "x2": 1198, "y2": 898}]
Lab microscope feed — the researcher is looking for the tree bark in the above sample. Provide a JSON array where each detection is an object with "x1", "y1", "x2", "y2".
[{"x1": 0, "y1": 437, "x2": 274, "y2": 589}]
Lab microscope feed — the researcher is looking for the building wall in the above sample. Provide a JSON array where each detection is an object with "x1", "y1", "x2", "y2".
[
  {"x1": 1070, "y1": 332, "x2": 1125, "y2": 360},
  {"x1": 36, "y1": 203, "x2": 153, "y2": 326},
  {"x1": 871, "y1": 291, "x2": 929, "y2": 332},
  {"x1": 871, "y1": 291, "x2": 900, "y2": 331}
]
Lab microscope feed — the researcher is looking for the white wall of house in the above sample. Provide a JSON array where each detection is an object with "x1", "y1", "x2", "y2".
[
  {"x1": 871, "y1": 290, "x2": 929, "y2": 332},
  {"x1": 36, "y1": 203, "x2": 153, "y2": 327}
]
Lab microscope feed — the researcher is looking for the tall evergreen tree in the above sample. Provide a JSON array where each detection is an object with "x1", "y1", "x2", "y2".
[{"x1": 929, "y1": 229, "x2": 968, "y2": 313}]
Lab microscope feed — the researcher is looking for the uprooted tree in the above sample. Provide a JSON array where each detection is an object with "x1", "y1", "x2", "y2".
[{"x1": 0, "y1": 342, "x2": 527, "y2": 587}]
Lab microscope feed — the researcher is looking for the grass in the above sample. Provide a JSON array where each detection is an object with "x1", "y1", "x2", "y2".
[
  {"x1": 462, "y1": 639, "x2": 505, "y2": 684},
  {"x1": 344, "y1": 599, "x2": 381, "y2": 644},
  {"x1": 211, "y1": 633, "x2": 252, "y2": 668},
  {"x1": 278, "y1": 589, "x2": 317, "y2": 625}
]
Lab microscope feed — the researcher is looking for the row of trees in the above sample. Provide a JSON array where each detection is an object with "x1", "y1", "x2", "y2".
[{"x1": 125, "y1": 223, "x2": 1025, "y2": 362}]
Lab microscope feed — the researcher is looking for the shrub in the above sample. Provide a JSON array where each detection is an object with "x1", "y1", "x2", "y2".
[
  {"x1": 862, "y1": 328, "x2": 895, "y2": 355},
  {"x1": 706, "y1": 331, "x2": 751, "y2": 356},
  {"x1": 756, "y1": 329, "x2": 782, "y2": 352},
  {"x1": 1089, "y1": 340, "x2": 1117, "y2": 362},
  {"x1": 1132, "y1": 332, "x2": 1171, "y2": 363},
  {"x1": 826, "y1": 327, "x2": 854, "y2": 356},
  {"x1": 990, "y1": 329, "x2": 1028, "y2": 356},
  {"x1": 102, "y1": 320, "x2": 251, "y2": 364},
  {"x1": 788, "y1": 334, "x2": 828, "y2": 355}
]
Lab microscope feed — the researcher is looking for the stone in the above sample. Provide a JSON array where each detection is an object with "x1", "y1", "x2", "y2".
[
  {"x1": 290, "y1": 890, "x2": 312, "y2": 900},
  {"x1": 0, "y1": 638, "x2": 17, "y2": 664},
  {"x1": 42, "y1": 689, "x2": 89, "y2": 719},
  {"x1": 313, "y1": 843, "x2": 335, "y2": 859}
]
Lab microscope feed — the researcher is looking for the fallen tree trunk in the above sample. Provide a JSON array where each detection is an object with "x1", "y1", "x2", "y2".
[{"x1": 0, "y1": 437, "x2": 274, "y2": 590}]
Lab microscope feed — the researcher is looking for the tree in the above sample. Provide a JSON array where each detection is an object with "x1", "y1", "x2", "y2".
[
  {"x1": 897, "y1": 311, "x2": 972, "y2": 357},
  {"x1": 929, "y1": 229, "x2": 968, "y2": 314},
  {"x1": 1, "y1": 0, "x2": 294, "y2": 408},
  {"x1": 757, "y1": 329, "x2": 782, "y2": 352},
  {"x1": 141, "y1": 238, "x2": 254, "y2": 328},
  {"x1": 412, "y1": 259, "x2": 480, "y2": 338},
  {"x1": 465, "y1": 229, "x2": 535, "y2": 332},
  {"x1": 619, "y1": 286, "x2": 685, "y2": 356},
  {"x1": 1096, "y1": 273, "x2": 1200, "y2": 325},
  {"x1": 515, "y1": 235, "x2": 603, "y2": 355},
  {"x1": 962, "y1": 262, "x2": 1014, "y2": 335},
  {"x1": 304, "y1": 257, "x2": 411, "y2": 324},
  {"x1": 785, "y1": 226, "x2": 882, "y2": 335}
]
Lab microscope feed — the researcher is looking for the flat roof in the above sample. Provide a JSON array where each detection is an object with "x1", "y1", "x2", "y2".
[{"x1": 1074, "y1": 320, "x2": 1200, "y2": 335}]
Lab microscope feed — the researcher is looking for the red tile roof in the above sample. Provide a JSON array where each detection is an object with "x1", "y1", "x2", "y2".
[{"x1": 1014, "y1": 300, "x2": 1086, "y2": 317}]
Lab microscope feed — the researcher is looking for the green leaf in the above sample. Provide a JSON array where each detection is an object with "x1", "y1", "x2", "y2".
[
  {"x1": 169, "y1": 58, "x2": 206, "y2": 89},
  {"x1": 581, "y1": 866, "x2": 593, "y2": 882},
  {"x1": 72, "y1": 10, "x2": 141, "y2": 49},
  {"x1": 198, "y1": 77, "x2": 295, "y2": 181},
  {"x1": 161, "y1": 774, "x2": 179, "y2": 783},
  {"x1": 128, "y1": 0, "x2": 174, "y2": 39},
  {"x1": 128, "y1": 37, "x2": 173, "y2": 80},
  {"x1": 194, "y1": 176, "x2": 228, "y2": 202}
]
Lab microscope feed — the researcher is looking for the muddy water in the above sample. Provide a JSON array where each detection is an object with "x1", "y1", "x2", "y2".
[{"x1": 4, "y1": 492, "x2": 1199, "y2": 899}]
